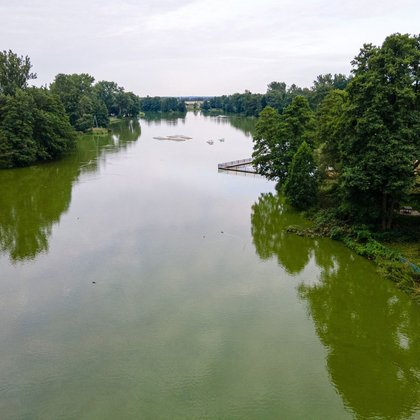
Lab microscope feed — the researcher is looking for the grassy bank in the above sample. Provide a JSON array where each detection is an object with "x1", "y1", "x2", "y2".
[{"x1": 287, "y1": 211, "x2": 420, "y2": 301}]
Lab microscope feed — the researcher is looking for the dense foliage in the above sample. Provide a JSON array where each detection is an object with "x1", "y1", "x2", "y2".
[
  {"x1": 202, "y1": 74, "x2": 350, "y2": 116},
  {"x1": 284, "y1": 141, "x2": 317, "y2": 209},
  {"x1": 252, "y1": 96, "x2": 315, "y2": 185},
  {"x1": 51, "y1": 75, "x2": 141, "y2": 131},
  {"x1": 252, "y1": 33, "x2": 420, "y2": 232},
  {"x1": 0, "y1": 51, "x2": 75, "y2": 168},
  {"x1": 0, "y1": 50, "x2": 143, "y2": 168},
  {"x1": 139, "y1": 96, "x2": 186, "y2": 113}
]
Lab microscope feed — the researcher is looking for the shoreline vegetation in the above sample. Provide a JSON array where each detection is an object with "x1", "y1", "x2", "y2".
[
  {"x1": 286, "y1": 215, "x2": 420, "y2": 300},
  {"x1": 0, "y1": 50, "x2": 188, "y2": 168},
  {"x1": 248, "y1": 33, "x2": 420, "y2": 300}
]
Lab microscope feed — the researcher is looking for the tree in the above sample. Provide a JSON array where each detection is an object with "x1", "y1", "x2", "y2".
[
  {"x1": 0, "y1": 88, "x2": 75, "y2": 168},
  {"x1": 316, "y1": 89, "x2": 348, "y2": 175},
  {"x1": 310, "y1": 73, "x2": 350, "y2": 109},
  {"x1": 0, "y1": 50, "x2": 37, "y2": 95},
  {"x1": 252, "y1": 106, "x2": 282, "y2": 180},
  {"x1": 0, "y1": 90, "x2": 37, "y2": 167},
  {"x1": 94, "y1": 81, "x2": 119, "y2": 114},
  {"x1": 339, "y1": 33, "x2": 420, "y2": 229},
  {"x1": 50, "y1": 73, "x2": 110, "y2": 130},
  {"x1": 265, "y1": 81, "x2": 288, "y2": 113},
  {"x1": 253, "y1": 97, "x2": 316, "y2": 185},
  {"x1": 30, "y1": 87, "x2": 76, "y2": 160},
  {"x1": 284, "y1": 141, "x2": 318, "y2": 209}
]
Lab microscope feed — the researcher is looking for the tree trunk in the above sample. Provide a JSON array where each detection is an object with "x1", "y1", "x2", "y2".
[
  {"x1": 381, "y1": 193, "x2": 395, "y2": 231},
  {"x1": 386, "y1": 198, "x2": 395, "y2": 230},
  {"x1": 382, "y1": 192, "x2": 387, "y2": 231}
]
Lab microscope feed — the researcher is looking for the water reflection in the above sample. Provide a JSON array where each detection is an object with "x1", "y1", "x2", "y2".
[
  {"x1": 251, "y1": 192, "x2": 312, "y2": 274},
  {"x1": 202, "y1": 113, "x2": 256, "y2": 136},
  {"x1": 251, "y1": 192, "x2": 420, "y2": 418},
  {"x1": 0, "y1": 119, "x2": 140, "y2": 262},
  {"x1": 140, "y1": 112, "x2": 187, "y2": 126},
  {"x1": 298, "y1": 256, "x2": 420, "y2": 419}
]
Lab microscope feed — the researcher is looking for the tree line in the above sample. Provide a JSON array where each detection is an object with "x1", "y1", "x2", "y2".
[
  {"x1": 139, "y1": 96, "x2": 186, "y2": 113},
  {"x1": 252, "y1": 33, "x2": 420, "y2": 231},
  {"x1": 201, "y1": 74, "x2": 350, "y2": 116}
]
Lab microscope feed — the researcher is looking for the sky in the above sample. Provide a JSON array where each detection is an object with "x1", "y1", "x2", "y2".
[{"x1": 1, "y1": 0, "x2": 419, "y2": 96}]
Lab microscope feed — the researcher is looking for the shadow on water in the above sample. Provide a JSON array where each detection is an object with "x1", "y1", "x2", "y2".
[
  {"x1": 251, "y1": 192, "x2": 420, "y2": 419},
  {"x1": 0, "y1": 119, "x2": 141, "y2": 263}
]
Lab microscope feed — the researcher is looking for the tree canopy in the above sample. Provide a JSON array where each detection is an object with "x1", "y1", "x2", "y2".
[
  {"x1": 336, "y1": 33, "x2": 419, "y2": 229},
  {"x1": 252, "y1": 32, "x2": 419, "y2": 230},
  {"x1": 252, "y1": 96, "x2": 315, "y2": 185},
  {"x1": 0, "y1": 50, "x2": 37, "y2": 96},
  {"x1": 202, "y1": 73, "x2": 350, "y2": 117},
  {"x1": 0, "y1": 51, "x2": 76, "y2": 168}
]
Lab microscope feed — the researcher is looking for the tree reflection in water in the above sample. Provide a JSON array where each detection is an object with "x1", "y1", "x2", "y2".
[
  {"x1": 251, "y1": 192, "x2": 313, "y2": 275},
  {"x1": 251, "y1": 192, "x2": 420, "y2": 419},
  {"x1": 0, "y1": 119, "x2": 140, "y2": 262}
]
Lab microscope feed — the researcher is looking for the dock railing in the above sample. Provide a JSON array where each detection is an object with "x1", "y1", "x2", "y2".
[{"x1": 218, "y1": 158, "x2": 253, "y2": 169}]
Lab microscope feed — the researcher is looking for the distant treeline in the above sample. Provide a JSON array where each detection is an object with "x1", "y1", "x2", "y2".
[
  {"x1": 139, "y1": 96, "x2": 186, "y2": 113},
  {"x1": 202, "y1": 74, "x2": 350, "y2": 116}
]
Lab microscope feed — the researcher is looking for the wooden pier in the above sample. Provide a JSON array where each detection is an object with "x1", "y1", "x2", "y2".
[{"x1": 218, "y1": 158, "x2": 257, "y2": 174}]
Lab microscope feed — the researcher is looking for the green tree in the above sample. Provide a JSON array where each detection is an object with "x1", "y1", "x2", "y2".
[
  {"x1": 0, "y1": 88, "x2": 75, "y2": 168},
  {"x1": 265, "y1": 81, "x2": 287, "y2": 112},
  {"x1": 339, "y1": 33, "x2": 420, "y2": 229},
  {"x1": 253, "y1": 97, "x2": 316, "y2": 185},
  {"x1": 316, "y1": 89, "x2": 348, "y2": 175},
  {"x1": 30, "y1": 87, "x2": 76, "y2": 160},
  {"x1": 50, "y1": 73, "x2": 109, "y2": 130},
  {"x1": 284, "y1": 141, "x2": 318, "y2": 209},
  {"x1": 0, "y1": 90, "x2": 37, "y2": 167},
  {"x1": 309, "y1": 73, "x2": 350, "y2": 109},
  {"x1": 94, "y1": 81, "x2": 119, "y2": 114},
  {"x1": 252, "y1": 106, "x2": 282, "y2": 180},
  {"x1": 0, "y1": 50, "x2": 37, "y2": 95}
]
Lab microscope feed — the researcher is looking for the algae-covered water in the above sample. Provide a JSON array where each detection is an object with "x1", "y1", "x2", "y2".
[{"x1": 0, "y1": 112, "x2": 419, "y2": 419}]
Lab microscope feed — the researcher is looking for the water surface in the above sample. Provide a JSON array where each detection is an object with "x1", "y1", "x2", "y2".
[{"x1": 0, "y1": 113, "x2": 419, "y2": 419}]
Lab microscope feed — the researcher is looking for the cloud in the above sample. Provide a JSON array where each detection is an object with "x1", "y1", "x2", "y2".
[{"x1": 0, "y1": 0, "x2": 419, "y2": 95}]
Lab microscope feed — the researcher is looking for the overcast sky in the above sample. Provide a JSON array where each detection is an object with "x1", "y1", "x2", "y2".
[{"x1": 1, "y1": 0, "x2": 419, "y2": 96}]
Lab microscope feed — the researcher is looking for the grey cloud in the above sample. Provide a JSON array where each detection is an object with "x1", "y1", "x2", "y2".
[{"x1": 0, "y1": 0, "x2": 418, "y2": 95}]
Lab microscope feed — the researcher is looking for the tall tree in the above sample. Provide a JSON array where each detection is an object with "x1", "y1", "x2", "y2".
[
  {"x1": 0, "y1": 88, "x2": 75, "y2": 168},
  {"x1": 253, "y1": 97, "x2": 316, "y2": 185},
  {"x1": 50, "y1": 73, "x2": 110, "y2": 130},
  {"x1": 252, "y1": 106, "x2": 282, "y2": 180},
  {"x1": 316, "y1": 89, "x2": 348, "y2": 175},
  {"x1": 339, "y1": 33, "x2": 420, "y2": 229},
  {"x1": 0, "y1": 50, "x2": 37, "y2": 95},
  {"x1": 284, "y1": 141, "x2": 318, "y2": 210},
  {"x1": 310, "y1": 73, "x2": 350, "y2": 109}
]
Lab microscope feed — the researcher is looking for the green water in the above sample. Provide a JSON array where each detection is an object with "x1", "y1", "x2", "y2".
[{"x1": 0, "y1": 113, "x2": 419, "y2": 419}]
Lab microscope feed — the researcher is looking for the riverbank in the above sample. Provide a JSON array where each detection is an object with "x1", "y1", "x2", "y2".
[{"x1": 287, "y1": 212, "x2": 420, "y2": 301}]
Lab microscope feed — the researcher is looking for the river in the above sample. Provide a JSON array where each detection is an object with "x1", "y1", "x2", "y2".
[{"x1": 0, "y1": 112, "x2": 419, "y2": 419}]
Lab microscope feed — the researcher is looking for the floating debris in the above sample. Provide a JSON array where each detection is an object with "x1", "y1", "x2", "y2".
[
  {"x1": 218, "y1": 138, "x2": 225, "y2": 142},
  {"x1": 153, "y1": 135, "x2": 192, "y2": 142},
  {"x1": 206, "y1": 140, "x2": 214, "y2": 145}
]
